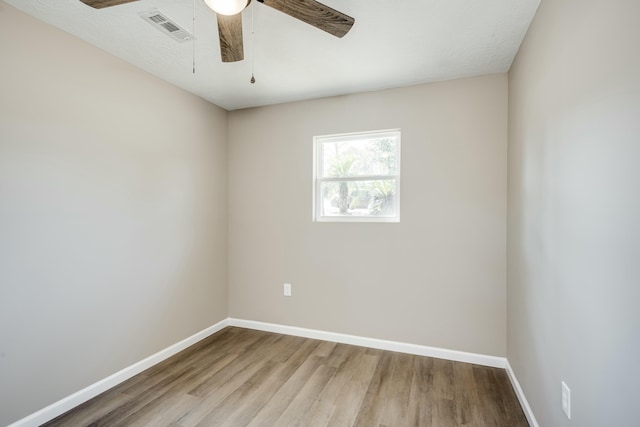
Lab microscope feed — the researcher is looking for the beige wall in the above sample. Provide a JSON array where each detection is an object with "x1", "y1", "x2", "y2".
[
  {"x1": 228, "y1": 75, "x2": 508, "y2": 356},
  {"x1": 508, "y1": 0, "x2": 640, "y2": 425},
  {"x1": 0, "y1": 4, "x2": 228, "y2": 425}
]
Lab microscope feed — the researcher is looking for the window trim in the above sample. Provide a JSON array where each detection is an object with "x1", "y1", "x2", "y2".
[{"x1": 312, "y1": 129, "x2": 401, "y2": 223}]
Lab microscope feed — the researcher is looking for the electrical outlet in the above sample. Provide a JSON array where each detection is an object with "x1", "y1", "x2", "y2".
[
  {"x1": 283, "y1": 283, "x2": 292, "y2": 297},
  {"x1": 562, "y1": 381, "x2": 571, "y2": 419}
]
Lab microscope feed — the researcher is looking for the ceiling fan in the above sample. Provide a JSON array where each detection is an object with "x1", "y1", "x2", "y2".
[{"x1": 79, "y1": 0, "x2": 355, "y2": 63}]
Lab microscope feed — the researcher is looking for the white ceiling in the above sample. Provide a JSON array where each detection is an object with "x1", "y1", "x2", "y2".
[{"x1": 5, "y1": 0, "x2": 540, "y2": 111}]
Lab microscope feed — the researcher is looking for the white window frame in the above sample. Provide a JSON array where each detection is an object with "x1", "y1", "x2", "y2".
[{"x1": 313, "y1": 129, "x2": 401, "y2": 223}]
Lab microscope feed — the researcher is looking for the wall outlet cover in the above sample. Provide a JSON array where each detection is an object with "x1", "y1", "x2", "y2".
[{"x1": 562, "y1": 381, "x2": 571, "y2": 419}]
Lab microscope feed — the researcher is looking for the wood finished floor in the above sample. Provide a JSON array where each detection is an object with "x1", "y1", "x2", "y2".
[{"x1": 44, "y1": 327, "x2": 528, "y2": 427}]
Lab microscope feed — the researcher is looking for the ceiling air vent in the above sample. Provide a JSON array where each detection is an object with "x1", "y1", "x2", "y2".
[{"x1": 140, "y1": 10, "x2": 194, "y2": 43}]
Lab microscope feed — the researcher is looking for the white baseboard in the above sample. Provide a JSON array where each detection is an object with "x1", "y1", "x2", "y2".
[
  {"x1": 228, "y1": 318, "x2": 506, "y2": 369},
  {"x1": 12, "y1": 318, "x2": 537, "y2": 427},
  {"x1": 505, "y1": 359, "x2": 539, "y2": 427},
  {"x1": 230, "y1": 319, "x2": 540, "y2": 423},
  {"x1": 8, "y1": 318, "x2": 229, "y2": 427}
]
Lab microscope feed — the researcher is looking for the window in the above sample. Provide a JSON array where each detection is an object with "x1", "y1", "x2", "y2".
[{"x1": 313, "y1": 129, "x2": 401, "y2": 222}]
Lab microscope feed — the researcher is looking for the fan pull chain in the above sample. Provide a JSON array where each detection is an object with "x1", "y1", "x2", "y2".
[
  {"x1": 250, "y1": 0, "x2": 256, "y2": 84},
  {"x1": 192, "y1": 0, "x2": 196, "y2": 74}
]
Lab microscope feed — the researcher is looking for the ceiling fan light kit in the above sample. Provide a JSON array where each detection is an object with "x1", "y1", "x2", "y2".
[{"x1": 204, "y1": 0, "x2": 251, "y2": 16}]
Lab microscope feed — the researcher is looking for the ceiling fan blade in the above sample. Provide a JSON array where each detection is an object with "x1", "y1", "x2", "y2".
[
  {"x1": 217, "y1": 13, "x2": 245, "y2": 63},
  {"x1": 79, "y1": 0, "x2": 138, "y2": 9},
  {"x1": 260, "y1": 0, "x2": 354, "y2": 38}
]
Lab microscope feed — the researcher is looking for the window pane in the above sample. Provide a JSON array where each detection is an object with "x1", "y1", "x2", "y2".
[
  {"x1": 319, "y1": 179, "x2": 397, "y2": 217},
  {"x1": 321, "y1": 137, "x2": 398, "y2": 178}
]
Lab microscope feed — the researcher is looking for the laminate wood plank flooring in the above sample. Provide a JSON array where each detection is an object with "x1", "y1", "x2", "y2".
[{"x1": 43, "y1": 327, "x2": 529, "y2": 427}]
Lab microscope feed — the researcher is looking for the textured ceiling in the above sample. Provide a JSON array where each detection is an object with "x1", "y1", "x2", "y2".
[{"x1": 4, "y1": 0, "x2": 540, "y2": 110}]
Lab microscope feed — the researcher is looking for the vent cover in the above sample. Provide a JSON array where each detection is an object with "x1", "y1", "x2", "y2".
[{"x1": 140, "y1": 10, "x2": 194, "y2": 43}]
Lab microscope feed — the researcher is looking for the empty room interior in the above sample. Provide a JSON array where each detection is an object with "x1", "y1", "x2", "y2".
[{"x1": 1, "y1": 0, "x2": 638, "y2": 426}]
